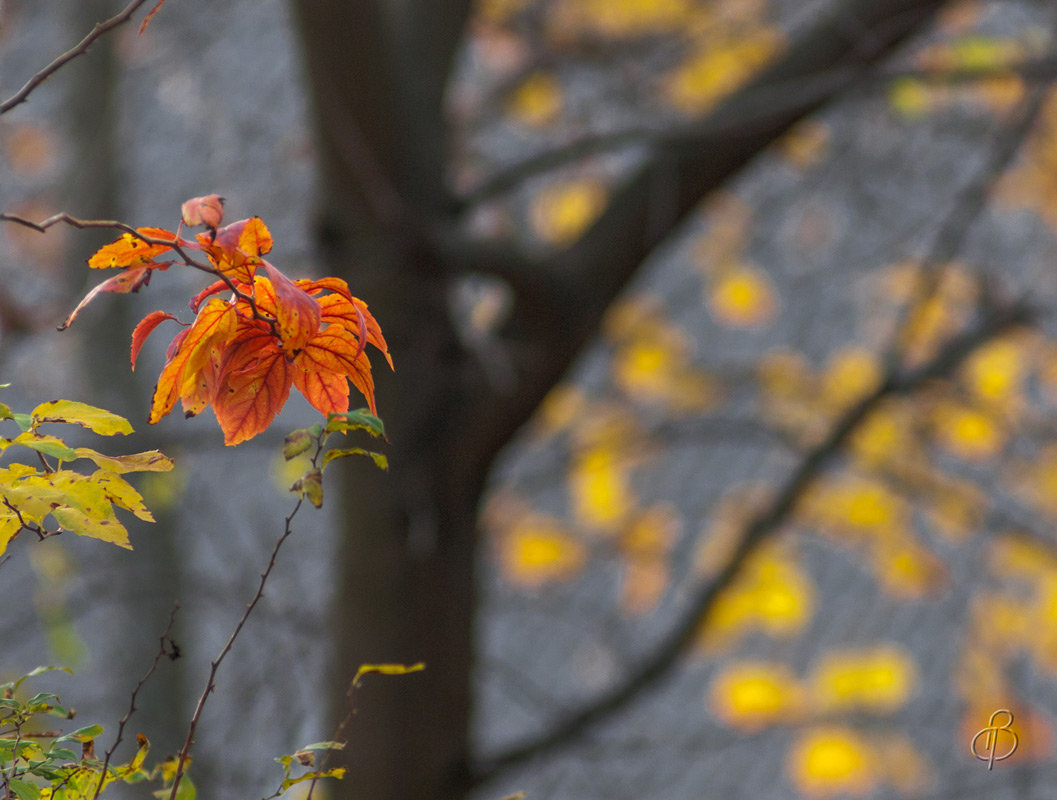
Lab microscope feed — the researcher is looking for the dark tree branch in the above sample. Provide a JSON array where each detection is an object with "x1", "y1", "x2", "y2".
[
  {"x1": 470, "y1": 295, "x2": 1033, "y2": 782},
  {"x1": 466, "y1": 0, "x2": 953, "y2": 481},
  {"x1": 0, "y1": 0, "x2": 152, "y2": 115},
  {"x1": 456, "y1": 52, "x2": 1057, "y2": 209}
]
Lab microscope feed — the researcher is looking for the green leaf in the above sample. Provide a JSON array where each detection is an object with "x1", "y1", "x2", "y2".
[
  {"x1": 56, "y1": 724, "x2": 104, "y2": 743},
  {"x1": 298, "y1": 741, "x2": 346, "y2": 752},
  {"x1": 10, "y1": 432, "x2": 77, "y2": 461},
  {"x1": 30, "y1": 400, "x2": 133, "y2": 436},
  {"x1": 325, "y1": 409, "x2": 386, "y2": 438},
  {"x1": 26, "y1": 691, "x2": 62, "y2": 708},
  {"x1": 282, "y1": 429, "x2": 315, "y2": 460},
  {"x1": 10, "y1": 779, "x2": 41, "y2": 800},
  {"x1": 321, "y1": 447, "x2": 387, "y2": 471},
  {"x1": 352, "y1": 662, "x2": 426, "y2": 687},
  {"x1": 154, "y1": 775, "x2": 195, "y2": 800},
  {"x1": 47, "y1": 748, "x2": 78, "y2": 763},
  {"x1": 71, "y1": 448, "x2": 174, "y2": 474},
  {"x1": 12, "y1": 413, "x2": 33, "y2": 432}
]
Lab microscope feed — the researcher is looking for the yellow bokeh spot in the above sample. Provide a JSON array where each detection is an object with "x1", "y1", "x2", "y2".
[
  {"x1": 820, "y1": 347, "x2": 882, "y2": 410},
  {"x1": 499, "y1": 516, "x2": 587, "y2": 588},
  {"x1": 888, "y1": 77, "x2": 932, "y2": 118},
  {"x1": 667, "y1": 32, "x2": 783, "y2": 114},
  {"x1": 778, "y1": 120, "x2": 831, "y2": 170},
  {"x1": 811, "y1": 646, "x2": 917, "y2": 712},
  {"x1": 508, "y1": 72, "x2": 563, "y2": 127},
  {"x1": 963, "y1": 336, "x2": 1026, "y2": 407},
  {"x1": 571, "y1": 445, "x2": 632, "y2": 531},
  {"x1": 702, "y1": 547, "x2": 814, "y2": 647},
  {"x1": 804, "y1": 476, "x2": 905, "y2": 535},
  {"x1": 709, "y1": 662, "x2": 802, "y2": 730},
  {"x1": 548, "y1": 0, "x2": 696, "y2": 39},
  {"x1": 933, "y1": 402, "x2": 1003, "y2": 460},
  {"x1": 878, "y1": 545, "x2": 945, "y2": 597},
  {"x1": 850, "y1": 404, "x2": 912, "y2": 467},
  {"x1": 708, "y1": 266, "x2": 778, "y2": 328},
  {"x1": 620, "y1": 506, "x2": 678, "y2": 615},
  {"x1": 612, "y1": 335, "x2": 716, "y2": 412},
  {"x1": 789, "y1": 729, "x2": 875, "y2": 796},
  {"x1": 531, "y1": 178, "x2": 607, "y2": 245}
]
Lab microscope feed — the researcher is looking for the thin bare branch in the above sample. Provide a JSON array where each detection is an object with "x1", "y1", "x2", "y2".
[
  {"x1": 93, "y1": 605, "x2": 180, "y2": 800},
  {"x1": 0, "y1": 0, "x2": 152, "y2": 116},
  {"x1": 0, "y1": 211, "x2": 281, "y2": 336}
]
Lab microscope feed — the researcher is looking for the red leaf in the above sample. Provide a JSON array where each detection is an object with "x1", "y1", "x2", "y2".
[
  {"x1": 130, "y1": 310, "x2": 177, "y2": 370},
  {"x1": 139, "y1": 0, "x2": 168, "y2": 34},
  {"x1": 189, "y1": 279, "x2": 229, "y2": 313},
  {"x1": 60, "y1": 262, "x2": 170, "y2": 330}
]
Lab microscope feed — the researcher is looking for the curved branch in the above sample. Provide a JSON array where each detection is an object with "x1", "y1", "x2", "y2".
[
  {"x1": 0, "y1": 0, "x2": 152, "y2": 116},
  {"x1": 469, "y1": 297, "x2": 1032, "y2": 783}
]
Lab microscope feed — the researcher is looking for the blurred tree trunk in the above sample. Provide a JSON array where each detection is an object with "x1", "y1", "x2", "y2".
[
  {"x1": 289, "y1": 1, "x2": 949, "y2": 798},
  {"x1": 290, "y1": 3, "x2": 478, "y2": 799},
  {"x1": 66, "y1": 0, "x2": 186, "y2": 759}
]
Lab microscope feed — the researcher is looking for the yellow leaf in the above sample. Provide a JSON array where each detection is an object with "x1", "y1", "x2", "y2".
[
  {"x1": 30, "y1": 400, "x2": 134, "y2": 436},
  {"x1": 531, "y1": 178, "x2": 607, "y2": 245},
  {"x1": 72, "y1": 448, "x2": 174, "y2": 474},
  {"x1": 50, "y1": 506, "x2": 131, "y2": 549},
  {"x1": 352, "y1": 662, "x2": 426, "y2": 686},
  {"x1": 92, "y1": 471, "x2": 154, "y2": 522}
]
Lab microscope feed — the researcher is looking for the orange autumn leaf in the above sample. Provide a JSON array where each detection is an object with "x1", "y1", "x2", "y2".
[
  {"x1": 212, "y1": 327, "x2": 293, "y2": 445},
  {"x1": 149, "y1": 297, "x2": 237, "y2": 424},
  {"x1": 63, "y1": 198, "x2": 391, "y2": 445},
  {"x1": 194, "y1": 216, "x2": 273, "y2": 283},
  {"x1": 261, "y1": 261, "x2": 322, "y2": 354},
  {"x1": 87, "y1": 227, "x2": 177, "y2": 269}
]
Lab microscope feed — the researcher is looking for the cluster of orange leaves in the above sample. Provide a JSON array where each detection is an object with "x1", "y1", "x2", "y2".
[{"x1": 62, "y1": 196, "x2": 391, "y2": 445}]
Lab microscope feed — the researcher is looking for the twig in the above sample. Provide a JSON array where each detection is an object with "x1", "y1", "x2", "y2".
[
  {"x1": 0, "y1": 0, "x2": 153, "y2": 115},
  {"x1": 469, "y1": 297, "x2": 1033, "y2": 782},
  {"x1": 92, "y1": 605, "x2": 180, "y2": 800},
  {"x1": 0, "y1": 211, "x2": 281, "y2": 336},
  {"x1": 164, "y1": 416, "x2": 331, "y2": 800}
]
